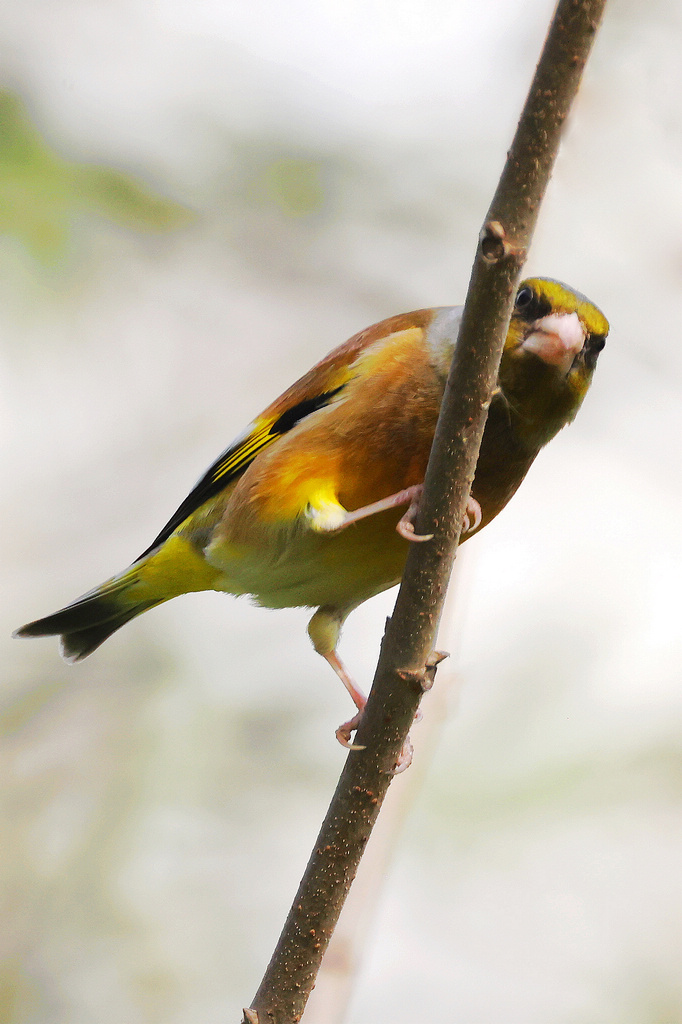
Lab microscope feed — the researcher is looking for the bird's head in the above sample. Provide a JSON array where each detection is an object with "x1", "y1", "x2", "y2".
[{"x1": 500, "y1": 277, "x2": 609, "y2": 447}]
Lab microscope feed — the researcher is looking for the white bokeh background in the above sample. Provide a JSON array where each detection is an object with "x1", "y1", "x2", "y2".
[{"x1": 2, "y1": 1, "x2": 681, "y2": 1022}]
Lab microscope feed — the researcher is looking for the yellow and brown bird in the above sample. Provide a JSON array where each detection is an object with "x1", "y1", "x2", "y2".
[{"x1": 15, "y1": 278, "x2": 608, "y2": 746}]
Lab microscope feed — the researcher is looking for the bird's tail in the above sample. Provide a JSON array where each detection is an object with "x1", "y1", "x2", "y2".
[
  {"x1": 13, "y1": 565, "x2": 163, "y2": 661},
  {"x1": 14, "y1": 534, "x2": 222, "y2": 661}
]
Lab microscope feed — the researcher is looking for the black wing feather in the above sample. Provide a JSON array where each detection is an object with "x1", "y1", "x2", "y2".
[{"x1": 136, "y1": 385, "x2": 346, "y2": 561}]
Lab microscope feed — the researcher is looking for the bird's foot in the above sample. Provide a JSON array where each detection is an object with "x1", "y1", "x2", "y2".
[
  {"x1": 335, "y1": 709, "x2": 416, "y2": 773},
  {"x1": 396, "y1": 486, "x2": 433, "y2": 542},
  {"x1": 335, "y1": 711, "x2": 366, "y2": 750},
  {"x1": 318, "y1": 630, "x2": 418, "y2": 770},
  {"x1": 393, "y1": 736, "x2": 414, "y2": 774},
  {"x1": 396, "y1": 490, "x2": 482, "y2": 543},
  {"x1": 461, "y1": 495, "x2": 482, "y2": 535}
]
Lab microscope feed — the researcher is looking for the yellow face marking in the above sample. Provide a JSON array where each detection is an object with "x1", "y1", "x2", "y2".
[{"x1": 521, "y1": 277, "x2": 609, "y2": 338}]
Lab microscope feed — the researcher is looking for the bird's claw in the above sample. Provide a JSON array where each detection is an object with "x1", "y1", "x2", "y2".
[
  {"x1": 396, "y1": 488, "x2": 433, "y2": 542},
  {"x1": 336, "y1": 709, "x2": 417, "y2": 773},
  {"x1": 392, "y1": 737, "x2": 414, "y2": 774},
  {"x1": 461, "y1": 495, "x2": 482, "y2": 535},
  {"x1": 335, "y1": 712, "x2": 366, "y2": 750},
  {"x1": 396, "y1": 490, "x2": 482, "y2": 542}
]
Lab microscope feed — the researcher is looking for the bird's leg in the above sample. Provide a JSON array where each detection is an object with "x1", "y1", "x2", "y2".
[
  {"x1": 308, "y1": 606, "x2": 417, "y2": 769},
  {"x1": 322, "y1": 648, "x2": 368, "y2": 750},
  {"x1": 308, "y1": 607, "x2": 367, "y2": 750},
  {"x1": 307, "y1": 484, "x2": 482, "y2": 545},
  {"x1": 327, "y1": 649, "x2": 415, "y2": 771},
  {"x1": 307, "y1": 484, "x2": 433, "y2": 541}
]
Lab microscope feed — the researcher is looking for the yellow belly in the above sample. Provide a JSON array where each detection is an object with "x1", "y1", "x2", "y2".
[{"x1": 206, "y1": 505, "x2": 409, "y2": 612}]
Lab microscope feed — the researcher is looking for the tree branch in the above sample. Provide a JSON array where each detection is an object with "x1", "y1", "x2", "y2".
[{"x1": 244, "y1": 2, "x2": 608, "y2": 1021}]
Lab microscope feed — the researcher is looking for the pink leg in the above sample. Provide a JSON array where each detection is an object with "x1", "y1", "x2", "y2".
[
  {"x1": 311, "y1": 486, "x2": 482, "y2": 546},
  {"x1": 323, "y1": 650, "x2": 416, "y2": 769},
  {"x1": 311, "y1": 608, "x2": 417, "y2": 769},
  {"x1": 322, "y1": 650, "x2": 368, "y2": 750},
  {"x1": 332, "y1": 485, "x2": 424, "y2": 534},
  {"x1": 326, "y1": 483, "x2": 432, "y2": 542},
  {"x1": 323, "y1": 649, "x2": 415, "y2": 768}
]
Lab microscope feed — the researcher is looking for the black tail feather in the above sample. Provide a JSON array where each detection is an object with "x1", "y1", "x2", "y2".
[
  {"x1": 14, "y1": 588, "x2": 160, "y2": 662},
  {"x1": 14, "y1": 595, "x2": 126, "y2": 640},
  {"x1": 60, "y1": 603, "x2": 160, "y2": 662}
]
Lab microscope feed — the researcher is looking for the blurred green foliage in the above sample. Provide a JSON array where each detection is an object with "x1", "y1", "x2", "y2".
[
  {"x1": 0, "y1": 91, "x2": 190, "y2": 264},
  {"x1": 256, "y1": 156, "x2": 326, "y2": 217}
]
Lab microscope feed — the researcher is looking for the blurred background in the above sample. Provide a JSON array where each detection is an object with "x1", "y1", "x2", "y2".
[{"x1": 3, "y1": 0, "x2": 681, "y2": 1021}]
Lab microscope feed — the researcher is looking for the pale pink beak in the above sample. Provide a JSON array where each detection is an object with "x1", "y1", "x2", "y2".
[{"x1": 522, "y1": 311, "x2": 585, "y2": 375}]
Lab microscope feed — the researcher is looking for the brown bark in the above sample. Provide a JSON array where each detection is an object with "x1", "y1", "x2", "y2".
[{"x1": 244, "y1": 3, "x2": 608, "y2": 1021}]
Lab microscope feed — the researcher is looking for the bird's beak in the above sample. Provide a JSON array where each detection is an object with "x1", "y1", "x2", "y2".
[{"x1": 522, "y1": 311, "x2": 586, "y2": 376}]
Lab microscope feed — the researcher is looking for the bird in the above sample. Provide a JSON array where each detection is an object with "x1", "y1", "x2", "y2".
[{"x1": 15, "y1": 277, "x2": 608, "y2": 752}]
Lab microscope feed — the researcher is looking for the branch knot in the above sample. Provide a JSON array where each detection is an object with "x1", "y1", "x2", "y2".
[{"x1": 479, "y1": 220, "x2": 525, "y2": 264}]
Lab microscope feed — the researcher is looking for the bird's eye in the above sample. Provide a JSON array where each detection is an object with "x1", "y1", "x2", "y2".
[{"x1": 515, "y1": 286, "x2": 533, "y2": 310}]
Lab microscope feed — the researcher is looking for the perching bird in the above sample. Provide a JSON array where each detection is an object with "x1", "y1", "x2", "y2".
[{"x1": 15, "y1": 277, "x2": 608, "y2": 749}]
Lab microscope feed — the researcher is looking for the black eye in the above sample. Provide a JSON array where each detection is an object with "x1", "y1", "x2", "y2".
[{"x1": 515, "y1": 286, "x2": 533, "y2": 310}]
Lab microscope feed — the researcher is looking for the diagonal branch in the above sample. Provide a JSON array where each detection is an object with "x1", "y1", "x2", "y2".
[{"x1": 244, "y1": 2, "x2": 608, "y2": 1021}]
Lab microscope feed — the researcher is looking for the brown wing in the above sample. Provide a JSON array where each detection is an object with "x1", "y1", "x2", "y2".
[{"x1": 136, "y1": 309, "x2": 435, "y2": 561}]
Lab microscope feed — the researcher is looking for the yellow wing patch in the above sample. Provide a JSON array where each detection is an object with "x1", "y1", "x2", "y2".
[
  {"x1": 136, "y1": 383, "x2": 348, "y2": 561},
  {"x1": 209, "y1": 420, "x2": 278, "y2": 485}
]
